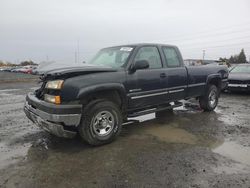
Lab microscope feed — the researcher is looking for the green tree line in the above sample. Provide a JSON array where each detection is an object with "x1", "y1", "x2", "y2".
[{"x1": 220, "y1": 49, "x2": 248, "y2": 64}]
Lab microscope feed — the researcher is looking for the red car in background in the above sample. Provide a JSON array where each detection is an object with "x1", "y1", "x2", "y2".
[
  {"x1": 18, "y1": 66, "x2": 35, "y2": 74},
  {"x1": 20, "y1": 67, "x2": 33, "y2": 74}
]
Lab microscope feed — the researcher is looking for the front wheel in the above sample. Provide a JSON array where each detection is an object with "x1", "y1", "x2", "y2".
[
  {"x1": 199, "y1": 85, "x2": 219, "y2": 111},
  {"x1": 78, "y1": 100, "x2": 122, "y2": 146}
]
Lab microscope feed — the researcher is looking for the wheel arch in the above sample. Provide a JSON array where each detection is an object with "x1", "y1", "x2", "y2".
[
  {"x1": 77, "y1": 83, "x2": 127, "y2": 114},
  {"x1": 206, "y1": 74, "x2": 222, "y2": 90}
]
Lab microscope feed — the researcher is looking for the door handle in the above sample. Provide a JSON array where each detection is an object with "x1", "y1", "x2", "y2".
[{"x1": 160, "y1": 73, "x2": 166, "y2": 78}]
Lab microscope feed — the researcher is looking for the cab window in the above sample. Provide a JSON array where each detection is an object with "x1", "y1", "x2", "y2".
[
  {"x1": 134, "y1": 46, "x2": 162, "y2": 69},
  {"x1": 162, "y1": 47, "x2": 181, "y2": 67}
]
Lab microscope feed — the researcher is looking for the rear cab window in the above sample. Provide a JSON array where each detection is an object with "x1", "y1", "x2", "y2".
[{"x1": 162, "y1": 47, "x2": 182, "y2": 68}]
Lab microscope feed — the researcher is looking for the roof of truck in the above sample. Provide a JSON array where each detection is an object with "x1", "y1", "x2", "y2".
[{"x1": 104, "y1": 43, "x2": 178, "y2": 48}]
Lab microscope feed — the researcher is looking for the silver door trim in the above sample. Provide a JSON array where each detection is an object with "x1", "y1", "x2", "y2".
[
  {"x1": 188, "y1": 83, "x2": 206, "y2": 87},
  {"x1": 131, "y1": 91, "x2": 169, "y2": 99},
  {"x1": 169, "y1": 89, "x2": 185, "y2": 93}
]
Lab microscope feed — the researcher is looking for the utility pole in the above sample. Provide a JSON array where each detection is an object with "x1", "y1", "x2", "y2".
[
  {"x1": 75, "y1": 51, "x2": 77, "y2": 64},
  {"x1": 77, "y1": 39, "x2": 80, "y2": 63},
  {"x1": 202, "y1": 50, "x2": 206, "y2": 60}
]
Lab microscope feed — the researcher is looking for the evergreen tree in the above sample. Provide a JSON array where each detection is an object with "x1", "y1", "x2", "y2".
[
  {"x1": 238, "y1": 49, "x2": 247, "y2": 64},
  {"x1": 228, "y1": 56, "x2": 235, "y2": 64}
]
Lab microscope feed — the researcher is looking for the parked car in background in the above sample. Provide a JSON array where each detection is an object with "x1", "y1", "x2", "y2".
[
  {"x1": 0, "y1": 67, "x2": 7, "y2": 71},
  {"x1": 0, "y1": 66, "x2": 36, "y2": 73},
  {"x1": 19, "y1": 66, "x2": 33, "y2": 74},
  {"x1": 11, "y1": 67, "x2": 23, "y2": 72},
  {"x1": 31, "y1": 66, "x2": 38, "y2": 74},
  {"x1": 2, "y1": 67, "x2": 13, "y2": 72},
  {"x1": 9, "y1": 66, "x2": 35, "y2": 74},
  {"x1": 227, "y1": 64, "x2": 250, "y2": 92}
]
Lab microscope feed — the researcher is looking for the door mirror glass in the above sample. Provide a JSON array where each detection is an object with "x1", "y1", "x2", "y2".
[{"x1": 133, "y1": 60, "x2": 149, "y2": 70}]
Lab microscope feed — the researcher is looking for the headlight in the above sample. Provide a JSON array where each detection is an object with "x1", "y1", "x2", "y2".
[
  {"x1": 45, "y1": 80, "x2": 64, "y2": 89},
  {"x1": 44, "y1": 94, "x2": 61, "y2": 104}
]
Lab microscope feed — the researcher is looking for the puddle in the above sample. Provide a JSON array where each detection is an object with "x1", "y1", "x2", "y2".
[
  {"x1": 126, "y1": 104, "x2": 205, "y2": 145},
  {"x1": 213, "y1": 141, "x2": 250, "y2": 166},
  {"x1": 128, "y1": 113, "x2": 199, "y2": 145},
  {"x1": 144, "y1": 125, "x2": 198, "y2": 144}
]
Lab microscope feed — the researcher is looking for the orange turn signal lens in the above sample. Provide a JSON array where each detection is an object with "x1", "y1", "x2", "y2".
[
  {"x1": 44, "y1": 94, "x2": 61, "y2": 104},
  {"x1": 55, "y1": 96, "x2": 61, "y2": 104}
]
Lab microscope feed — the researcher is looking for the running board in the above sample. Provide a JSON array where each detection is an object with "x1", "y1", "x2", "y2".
[{"x1": 127, "y1": 102, "x2": 183, "y2": 118}]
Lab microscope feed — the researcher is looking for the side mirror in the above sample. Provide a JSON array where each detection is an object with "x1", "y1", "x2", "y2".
[{"x1": 132, "y1": 60, "x2": 149, "y2": 71}]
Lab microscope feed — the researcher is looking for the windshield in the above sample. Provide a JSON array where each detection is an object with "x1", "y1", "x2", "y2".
[
  {"x1": 230, "y1": 65, "x2": 250, "y2": 73},
  {"x1": 88, "y1": 46, "x2": 134, "y2": 68}
]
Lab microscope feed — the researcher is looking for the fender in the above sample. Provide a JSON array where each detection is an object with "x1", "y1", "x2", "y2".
[
  {"x1": 206, "y1": 73, "x2": 222, "y2": 90},
  {"x1": 77, "y1": 83, "x2": 127, "y2": 107}
]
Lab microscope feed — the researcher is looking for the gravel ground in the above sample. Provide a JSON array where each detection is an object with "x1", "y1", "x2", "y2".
[{"x1": 0, "y1": 73, "x2": 250, "y2": 188}]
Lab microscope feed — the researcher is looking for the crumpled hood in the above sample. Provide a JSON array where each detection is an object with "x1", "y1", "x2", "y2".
[
  {"x1": 229, "y1": 73, "x2": 250, "y2": 81},
  {"x1": 36, "y1": 62, "x2": 117, "y2": 78}
]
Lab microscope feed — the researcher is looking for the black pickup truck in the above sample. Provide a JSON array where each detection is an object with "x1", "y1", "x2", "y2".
[{"x1": 24, "y1": 43, "x2": 228, "y2": 145}]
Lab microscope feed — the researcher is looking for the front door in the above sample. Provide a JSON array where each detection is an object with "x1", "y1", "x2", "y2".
[{"x1": 127, "y1": 46, "x2": 167, "y2": 109}]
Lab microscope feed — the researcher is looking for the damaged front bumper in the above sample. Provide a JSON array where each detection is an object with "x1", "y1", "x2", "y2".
[{"x1": 24, "y1": 93, "x2": 82, "y2": 138}]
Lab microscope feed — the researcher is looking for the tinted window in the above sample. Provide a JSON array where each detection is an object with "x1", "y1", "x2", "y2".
[
  {"x1": 162, "y1": 47, "x2": 181, "y2": 67},
  {"x1": 134, "y1": 47, "x2": 162, "y2": 69}
]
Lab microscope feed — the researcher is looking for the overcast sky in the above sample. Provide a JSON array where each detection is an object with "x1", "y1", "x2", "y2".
[{"x1": 1, "y1": 0, "x2": 250, "y2": 63}]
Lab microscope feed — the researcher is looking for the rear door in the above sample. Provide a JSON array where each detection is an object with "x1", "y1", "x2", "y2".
[
  {"x1": 127, "y1": 46, "x2": 168, "y2": 109},
  {"x1": 161, "y1": 46, "x2": 188, "y2": 101}
]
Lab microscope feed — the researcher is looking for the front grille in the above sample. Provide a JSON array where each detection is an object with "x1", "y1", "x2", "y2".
[
  {"x1": 35, "y1": 82, "x2": 46, "y2": 99},
  {"x1": 228, "y1": 80, "x2": 250, "y2": 84}
]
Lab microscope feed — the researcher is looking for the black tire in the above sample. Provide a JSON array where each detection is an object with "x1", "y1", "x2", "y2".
[
  {"x1": 199, "y1": 84, "x2": 219, "y2": 111},
  {"x1": 78, "y1": 99, "x2": 122, "y2": 146}
]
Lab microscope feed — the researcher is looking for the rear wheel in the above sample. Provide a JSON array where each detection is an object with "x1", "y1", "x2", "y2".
[
  {"x1": 78, "y1": 100, "x2": 122, "y2": 146},
  {"x1": 199, "y1": 85, "x2": 219, "y2": 111}
]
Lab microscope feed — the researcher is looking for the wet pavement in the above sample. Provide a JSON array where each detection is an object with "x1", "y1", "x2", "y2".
[{"x1": 0, "y1": 81, "x2": 250, "y2": 188}]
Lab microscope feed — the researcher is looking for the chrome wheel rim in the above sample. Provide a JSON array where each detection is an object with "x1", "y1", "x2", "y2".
[
  {"x1": 209, "y1": 90, "x2": 217, "y2": 107},
  {"x1": 92, "y1": 111, "x2": 115, "y2": 137}
]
